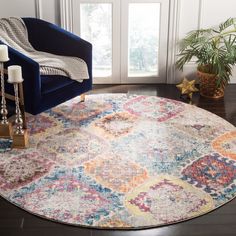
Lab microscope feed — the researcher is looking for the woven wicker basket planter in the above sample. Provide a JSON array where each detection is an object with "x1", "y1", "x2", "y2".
[{"x1": 197, "y1": 70, "x2": 226, "y2": 99}]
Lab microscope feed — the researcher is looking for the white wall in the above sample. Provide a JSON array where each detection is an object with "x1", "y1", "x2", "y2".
[
  {"x1": 0, "y1": 0, "x2": 60, "y2": 25},
  {"x1": 40, "y1": 0, "x2": 60, "y2": 25},
  {"x1": 177, "y1": 0, "x2": 236, "y2": 83},
  {"x1": 0, "y1": 0, "x2": 36, "y2": 18}
]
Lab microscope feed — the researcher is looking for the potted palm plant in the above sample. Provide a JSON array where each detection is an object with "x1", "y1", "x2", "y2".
[{"x1": 176, "y1": 18, "x2": 236, "y2": 98}]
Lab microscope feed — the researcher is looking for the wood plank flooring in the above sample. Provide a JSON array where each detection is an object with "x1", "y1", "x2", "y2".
[{"x1": 0, "y1": 84, "x2": 236, "y2": 236}]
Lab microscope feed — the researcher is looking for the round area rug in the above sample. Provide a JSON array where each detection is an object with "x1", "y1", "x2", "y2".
[{"x1": 0, "y1": 94, "x2": 236, "y2": 229}]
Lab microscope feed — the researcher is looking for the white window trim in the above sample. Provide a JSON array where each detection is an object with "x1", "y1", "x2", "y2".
[{"x1": 35, "y1": 0, "x2": 43, "y2": 19}]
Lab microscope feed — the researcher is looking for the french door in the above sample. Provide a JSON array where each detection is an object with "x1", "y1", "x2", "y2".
[{"x1": 72, "y1": 0, "x2": 169, "y2": 84}]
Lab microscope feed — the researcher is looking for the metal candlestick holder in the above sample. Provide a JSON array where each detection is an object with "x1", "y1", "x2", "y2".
[
  {"x1": 12, "y1": 82, "x2": 28, "y2": 148},
  {"x1": 0, "y1": 61, "x2": 13, "y2": 138}
]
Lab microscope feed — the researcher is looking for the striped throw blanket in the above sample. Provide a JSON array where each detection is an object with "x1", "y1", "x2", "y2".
[{"x1": 0, "y1": 17, "x2": 89, "y2": 82}]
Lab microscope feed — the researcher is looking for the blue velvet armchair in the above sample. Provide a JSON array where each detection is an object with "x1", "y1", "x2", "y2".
[{"x1": 0, "y1": 17, "x2": 92, "y2": 115}]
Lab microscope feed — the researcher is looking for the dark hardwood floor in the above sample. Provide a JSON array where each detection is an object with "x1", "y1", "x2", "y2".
[{"x1": 1, "y1": 84, "x2": 236, "y2": 236}]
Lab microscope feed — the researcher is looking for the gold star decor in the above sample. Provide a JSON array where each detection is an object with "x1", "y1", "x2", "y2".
[{"x1": 176, "y1": 77, "x2": 198, "y2": 100}]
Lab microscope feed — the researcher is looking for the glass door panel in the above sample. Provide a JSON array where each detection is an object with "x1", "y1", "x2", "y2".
[
  {"x1": 80, "y1": 3, "x2": 112, "y2": 78},
  {"x1": 128, "y1": 3, "x2": 160, "y2": 77}
]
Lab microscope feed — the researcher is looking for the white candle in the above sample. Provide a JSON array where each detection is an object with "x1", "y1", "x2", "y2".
[
  {"x1": 0, "y1": 45, "x2": 9, "y2": 62},
  {"x1": 7, "y1": 65, "x2": 24, "y2": 83}
]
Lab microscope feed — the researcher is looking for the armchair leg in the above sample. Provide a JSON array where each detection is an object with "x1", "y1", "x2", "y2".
[{"x1": 80, "y1": 94, "x2": 86, "y2": 102}]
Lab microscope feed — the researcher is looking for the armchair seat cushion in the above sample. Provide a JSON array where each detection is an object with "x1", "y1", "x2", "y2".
[{"x1": 41, "y1": 75, "x2": 75, "y2": 95}]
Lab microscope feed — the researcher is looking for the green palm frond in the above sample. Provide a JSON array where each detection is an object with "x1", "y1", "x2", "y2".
[
  {"x1": 176, "y1": 17, "x2": 236, "y2": 85},
  {"x1": 219, "y1": 18, "x2": 236, "y2": 32}
]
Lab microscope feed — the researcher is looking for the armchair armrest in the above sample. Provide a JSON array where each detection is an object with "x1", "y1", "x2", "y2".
[
  {"x1": 0, "y1": 42, "x2": 41, "y2": 112},
  {"x1": 22, "y1": 18, "x2": 92, "y2": 79}
]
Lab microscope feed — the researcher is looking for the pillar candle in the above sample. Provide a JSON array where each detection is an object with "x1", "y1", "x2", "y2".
[
  {"x1": 7, "y1": 65, "x2": 24, "y2": 83},
  {"x1": 0, "y1": 45, "x2": 9, "y2": 62}
]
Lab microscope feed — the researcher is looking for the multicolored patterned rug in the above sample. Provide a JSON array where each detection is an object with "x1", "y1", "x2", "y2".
[{"x1": 0, "y1": 94, "x2": 236, "y2": 229}]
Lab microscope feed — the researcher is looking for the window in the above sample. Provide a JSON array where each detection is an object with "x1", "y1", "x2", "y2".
[
  {"x1": 72, "y1": 0, "x2": 169, "y2": 84},
  {"x1": 128, "y1": 3, "x2": 160, "y2": 77},
  {"x1": 80, "y1": 3, "x2": 112, "y2": 77}
]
